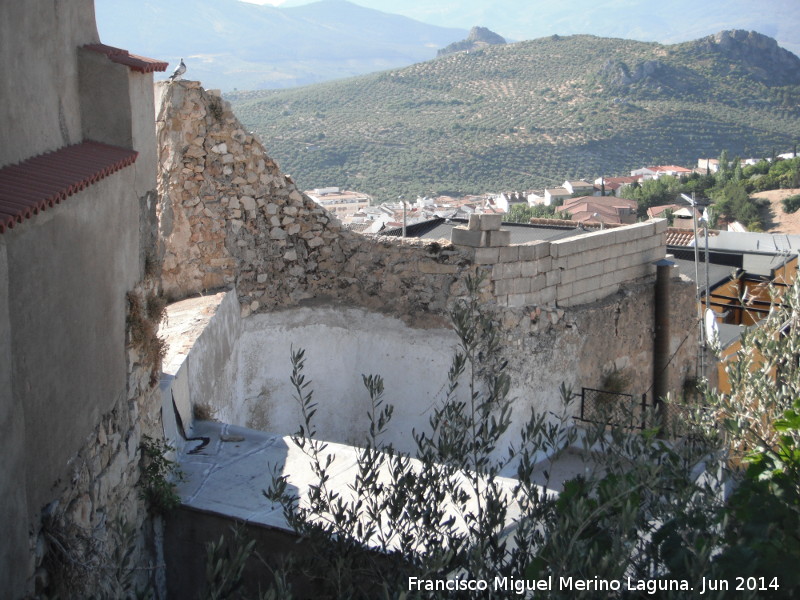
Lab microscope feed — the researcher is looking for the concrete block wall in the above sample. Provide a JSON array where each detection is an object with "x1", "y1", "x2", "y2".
[{"x1": 456, "y1": 217, "x2": 668, "y2": 308}]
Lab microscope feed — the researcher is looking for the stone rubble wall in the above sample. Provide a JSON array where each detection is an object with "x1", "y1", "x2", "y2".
[{"x1": 156, "y1": 81, "x2": 480, "y2": 328}]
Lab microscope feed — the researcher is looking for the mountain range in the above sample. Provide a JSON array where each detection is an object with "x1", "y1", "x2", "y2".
[
  {"x1": 337, "y1": 0, "x2": 800, "y2": 57},
  {"x1": 227, "y1": 30, "x2": 800, "y2": 200},
  {"x1": 94, "y1": 0, "x2": 467, "y2": 90},
  {"x1": 95, "y1": 0, "x2": 800, "y2": 91}
]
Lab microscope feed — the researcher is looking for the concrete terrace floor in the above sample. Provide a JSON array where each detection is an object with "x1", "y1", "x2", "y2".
[{"x1": 174, "y1": 419, "x2": 593, "y2": 539}]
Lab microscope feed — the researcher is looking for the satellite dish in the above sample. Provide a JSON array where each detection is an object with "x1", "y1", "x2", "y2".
[{"x1": 705, "y1": 308, "x2": 720, "y2": 349}]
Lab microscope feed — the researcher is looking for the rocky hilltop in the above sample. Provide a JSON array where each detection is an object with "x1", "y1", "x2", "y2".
[
  {"x1": 437, "y1": 26, "x2": 507, "y2": 57},
  {"x1": 690, "y1": 30, "x2": 800, "y2": 85}
]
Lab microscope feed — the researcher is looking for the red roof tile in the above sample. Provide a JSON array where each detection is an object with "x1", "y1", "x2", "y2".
[
  {"x1": 665, "y1": 227, "x2": 719, "y2": 247},
  {"x1": 83, "y1": 43, "x2": 168, "y2": 73},
  {"x1": 0, "y1": 141, "x2": 138, "y2": 234}
]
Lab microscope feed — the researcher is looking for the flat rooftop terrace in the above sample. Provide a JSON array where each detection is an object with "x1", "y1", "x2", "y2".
[{"x1": 160, "y1": 293, "x2": 596, "y2": 537}]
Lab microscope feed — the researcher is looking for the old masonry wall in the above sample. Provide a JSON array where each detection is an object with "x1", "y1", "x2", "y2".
[{"x1": 156, "y1": 80, "x2": 698, "y2": 452}]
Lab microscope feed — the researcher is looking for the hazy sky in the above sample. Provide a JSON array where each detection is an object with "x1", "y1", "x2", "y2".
[{"x1": 239, "y1": 0, "x2": 799, "y2": 55}]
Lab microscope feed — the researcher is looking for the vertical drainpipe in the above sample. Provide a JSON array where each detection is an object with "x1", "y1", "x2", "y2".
[{"x1": 653, "y1": 258, "x2": 675, "y2": 410}]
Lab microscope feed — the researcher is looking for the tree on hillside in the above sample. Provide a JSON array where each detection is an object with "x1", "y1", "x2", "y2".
[
  {"x1": 620, "y1": 176, "x2": 682, "y2": 218},
  {"x1": 712, "y1": 181, "x2": 761, "y2": 230}
]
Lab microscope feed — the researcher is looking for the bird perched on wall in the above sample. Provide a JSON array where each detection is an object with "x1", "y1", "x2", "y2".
[{"x1": 168, "y1": 58, "x2": 186, "y2": 81}]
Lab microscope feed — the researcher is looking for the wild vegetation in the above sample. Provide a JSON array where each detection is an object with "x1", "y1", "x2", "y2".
[
  {"x1": 505, "y1": 203, "x2": 563, "y2": 223},
  {"x1": 228, "y1": 34, "x2": 800, "y2": 202},
  {"x1": 619, "y1": 154, "x2": 800, "y2": 230},
  {"x1": 198, "y1": 276, "x2": 800, "y2": 599}
]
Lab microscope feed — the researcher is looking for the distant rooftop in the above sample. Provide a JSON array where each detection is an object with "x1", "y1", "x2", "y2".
[{"x1": 378, "y1": 217, "x2": 598, "y2": 244}]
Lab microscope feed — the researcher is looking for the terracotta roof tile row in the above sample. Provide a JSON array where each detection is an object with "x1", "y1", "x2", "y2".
[
  {"x1": 0, "y1": 141, "x2": 138, "y2": 234},
  {"x1": 83, "y1": 43, "x2": 168, "y2": 73},
  {"x1": 665, "y1": 227, "x2": 719, "y2": 247}
]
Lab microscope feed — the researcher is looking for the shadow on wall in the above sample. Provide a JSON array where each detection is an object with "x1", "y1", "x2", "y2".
[{"x1": 162, "y1": 291, "x2": 466, "y2": 455}]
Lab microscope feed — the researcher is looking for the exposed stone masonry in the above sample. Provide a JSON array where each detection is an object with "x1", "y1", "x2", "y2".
[
  {"x1": 156, "y1": 81, "x2": 482, "y2": 327},
  {"x1": 31, "y1": 277, "x2": 166, "y2": 597},
  {"x1": 156, "y1": 80, "x2": 669, "y2": 327}
]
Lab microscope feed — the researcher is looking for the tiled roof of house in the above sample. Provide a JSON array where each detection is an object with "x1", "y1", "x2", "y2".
[
  {"x1": 83, "y1": 43, "x2": 168, "y2": 73},
  {"x1": 0, "y1": 141, "x2": 138, "y2": 233},
  {"x1": 558, "y1": 202, "x2": 618, "y2": 217},
  {"x1": 561, "y1": 196, "x2": 636, "y2": 212},
  {"x1": 653, "y1": 165, "x2": 692, "y2": 173},
  {"x1": 648, "y1": 204, "x2": 700, "y2": 219},
  {"x1": 665, "y1": 227, "x2": 719, "y2": 247},
  {"x1": 545, "y1": 187, "x2": 571, "y2": 196}
]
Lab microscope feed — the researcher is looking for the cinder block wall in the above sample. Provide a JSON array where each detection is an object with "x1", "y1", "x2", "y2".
[{"x1": 459, "y1": 219, "x2": 667, "y2": 308}]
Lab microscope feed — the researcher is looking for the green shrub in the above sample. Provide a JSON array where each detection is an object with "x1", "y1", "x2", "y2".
[{"x1": 782, "y1": 193, "x2": 800, "y2": 213}]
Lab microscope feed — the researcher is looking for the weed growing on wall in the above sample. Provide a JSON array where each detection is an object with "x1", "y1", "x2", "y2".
[
  {"x1": 127, "y1": 290, "x2": 167, "y2": 386},
  {"x1": 38, "y1": 514, "x2": 154, "y2": 599},
  {"x1": 139, "y1": 435, "x2": 183, "y2": 515}
]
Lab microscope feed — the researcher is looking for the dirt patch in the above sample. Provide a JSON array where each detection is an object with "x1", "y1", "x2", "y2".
[{"x1": 754, "y1": 188, "x2": 800, "y2": 233}]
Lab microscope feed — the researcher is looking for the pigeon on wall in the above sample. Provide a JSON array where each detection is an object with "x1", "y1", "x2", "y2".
[{"x1": 168, "y1": 58, "x2": 186, "y2": 81}]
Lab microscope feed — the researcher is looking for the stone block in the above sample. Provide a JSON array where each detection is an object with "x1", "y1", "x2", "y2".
[
  {"x1": 511, "y1": 277, "x2": 533, "y2": 294},
  {"x1": 576, "y1": 261, "x2": 604, "y2": 281},
  {"x1": 537, "y1": 286, "x2": 557, "y2": 306},
  {"x1": 494, "y1": 278, "x2": 514, "y2": 296},
  {"x1": 451, "y1": 227, "x2": 483, "y2": 247},
  {"x1": 472, "y1": 247, "x2": 500, "y2": 264},
  {"x1": 620, "y1": 221, "x2": 655, "y2": 242},
  {"x1": 546, "y1": 268, "x2": 561, "y2": 288},
  {"x1": 518, "y1": 240, "x2": 550, "y2": 260},
  {"x1": 567, "y1": 288, "x2": 605, "y2": 306},
  {"x1": 602, "y1": 257, "x2": 620, "y2": 274},
  {"x1": 484, "y1": 229, "x2": 511, "y2": 247},
  {"x1": 504, "y1": 261, "x2": 523, "y2": 279},
  {"x1": 560, "y1": 267, "x2": 577, "y2": 284},
  {"x1": 530, "y1": 273, "x2": 547, "y2": 292},
  {"x1": 520, "y1": 261, "x2": 538, "y2": 278},
  {"x1": 566, "y1": 252, "x2": 588, "y2": 270},
  {"x1": 556, "y1": 282, "x2": 574, "y2": 301},
  {"x1": 498, "y1": 246, "x2": 520, "y2": 262},
  {"x1": 594, "y1": 244, "x2": 614, "y2": 262},
  {"x1": 467, "y1": 214, "x2": 481, "y2": 230},
  {"x1": 600, "y1": 272, "x2": 619, "y2": 288},
  {"x1": 507, "y1": 292, "x2": 539, "y2": 308},
  {"x1": 479, "y1": 214, "x2": 502, "y2": 231},
  {"x1": 572, "y1": 275, "x2": 601, "y2": 296}
]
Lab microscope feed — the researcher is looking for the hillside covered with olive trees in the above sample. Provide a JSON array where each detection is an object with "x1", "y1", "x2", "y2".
[{"x1": 228, "y1": 31, "x2": 800, "y2": 202}]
